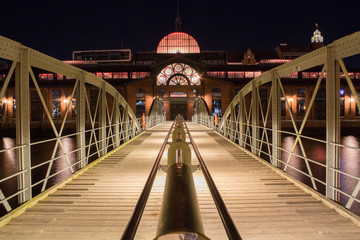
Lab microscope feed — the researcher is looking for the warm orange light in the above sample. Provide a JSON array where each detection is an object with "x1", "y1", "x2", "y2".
[
  {"x1": 351, "y1": 97, "x2": 355, "y2": 102},
  {"x1": 289, "y1": 98, "x2": 293, "y2": 102},
  {"x1": 156, "y1": 32, "x2": 200, "y2": 54},
  {"x1": 2, "y1": 99, "x2": 7, "y2": 104},
  {"x1": 63, "y1": 99, "x2": 68, "y2": 103}
]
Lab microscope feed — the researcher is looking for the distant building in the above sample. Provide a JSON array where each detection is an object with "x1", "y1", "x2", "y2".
[{"x1": 0, "y1": 22, "x2": 359, "y2": 134}]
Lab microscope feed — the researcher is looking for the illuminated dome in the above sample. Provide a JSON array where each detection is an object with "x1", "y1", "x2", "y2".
[
  {"x1": 156, "y1": 32, "x2": 200, "y2": 54},
  {"x1": 157, "y1": 63, "x2": 200, "y2": 85}
]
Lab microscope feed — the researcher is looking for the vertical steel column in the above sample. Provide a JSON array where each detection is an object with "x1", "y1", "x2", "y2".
[
  {"x1": 123, "y1": 106, "x2": 130, "y2": 141},
  {"x1": 271, "y1": 72, "x2": 281, "y2": 167},
  {"x1": 99, "y1": 82, "x2": 106, "y2": 156},
  {"x1": 15, "y1": 48, "x2": 31, "y2": 203},
  {"x1": 238, "y1": 96, "x2": 245, "y2": 148},
  {"x1": 251, "y1": 83, "x2": 259, "y2": 155},
  {"x1": 76, "y1": 72, "x2": 86, "y2": 168},
  {"x1": 229, "y1": 104, "x2": 235, "y2": 141},
  {"x1": 326, "y1": 46, "x2": 340, "y2": 202},
  {"x1": 113, "y1": 94, "x2": 120, "y2": 148}
]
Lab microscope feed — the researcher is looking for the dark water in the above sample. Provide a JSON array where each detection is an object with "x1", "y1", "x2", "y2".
[
  {"x1": 263, "y1": 133, "x2": 360, "y2": 216},
  {"x1": 0, "y1": 136, "x2": 102, "y2": 217},
  {"x1": 1, "y1": 133, "x2": 360, "y2": 217}
]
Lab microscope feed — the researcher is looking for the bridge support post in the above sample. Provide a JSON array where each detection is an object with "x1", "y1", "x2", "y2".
[
  {"x1": 15, "y1": 47, "x2": 32, "y2": 203},
  {"x1": 271, "y1": 72, "x2": 281, "y2": 167},
  {"x1": 99, "y1": 82, "x2": 107, "y2": 156},
  {"x1": 113, "y1": 94, "x2": 120, "y2": 148},
  {"x1": 251, "y1": 83, "x2": 260, "y2": 155},
  {"x1": 229, "y1": 105, "x2": 235, "y2": 141},
  {"x1": 238, "y1": 95, "x2": 245, "y2": 148},
  {"x1": 76, "y1": 72, "x2": 86, "y2": 168},
  {"x1": 123, "y1": 106, "x2": 130, "y2": 142},
  {"x1": 326, "y1": 47, "x2": 340, "y2": 202}
]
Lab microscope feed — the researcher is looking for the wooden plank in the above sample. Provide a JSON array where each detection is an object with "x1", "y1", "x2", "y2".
[{"x1": 0, "y1": 122, "x2": 360, "y2": 240}]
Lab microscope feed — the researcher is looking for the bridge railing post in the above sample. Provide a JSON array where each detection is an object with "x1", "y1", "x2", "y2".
[
  {"x1": 113, "y1": 94, "x2": 120, "y2": 148},
  {"x1": 210, "y1": 115, "x2": 214, "y2": 130},
  {"x1": 76, "y1": 72, "x2": 86, "y2": 168},
  {"x1": 15, "y1": 47, "x2": 32, "y2": 203},
  {"x1": 271, "y1": 72, "x2": 281, "y2": 167},
  {"x1": 238, "y1": 96, "x2": 245, "y2": 148},
  {"x1": 326, "y1": 46, "x2": 341, "y2": 202},
  {"x1": 99, "y1": 82, "x2": 107, "y2": 156},
  {"x1": 124, "y1": 107, "x2": 130, "y2": 142},
  {"x1": 229, "y1": 105, "x2": 235, "y2": 142},
  {"x1": 251, "y1": 82, "x2": 260, "y2": 155}
]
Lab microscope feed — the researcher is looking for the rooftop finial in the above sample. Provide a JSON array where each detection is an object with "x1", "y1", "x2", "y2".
[
  {"x1": 175, "y1": 0, "x2": 182, "y2": 31},
  {"x1": 311, "y1": 23, "x2": 323, "y2": 43}
]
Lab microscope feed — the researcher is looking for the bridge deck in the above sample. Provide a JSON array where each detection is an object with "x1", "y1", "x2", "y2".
[{"x1": 1, "y1": 122, "x2": 360, "y2": 239}]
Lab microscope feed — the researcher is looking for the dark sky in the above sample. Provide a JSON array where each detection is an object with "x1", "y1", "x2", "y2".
[{"x1": 1, "y1": 0, "x2": 359, "y2": 60}]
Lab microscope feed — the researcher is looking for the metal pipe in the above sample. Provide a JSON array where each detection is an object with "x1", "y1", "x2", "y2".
[
  {"x1": 155, "y1": 164, "x2": 209, "y2": 240},
  {"x1": 155, "y1": 116, "x2": 209, "y2": 240}
]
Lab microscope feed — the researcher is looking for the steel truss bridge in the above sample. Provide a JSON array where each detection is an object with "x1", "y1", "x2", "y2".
[{"x1": 0, "y1": 32, "x2": 359, "y2": 239}]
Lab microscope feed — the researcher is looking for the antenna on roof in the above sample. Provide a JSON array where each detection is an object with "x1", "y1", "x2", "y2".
[{"x1": 175, "y1": 0, "x2": 182, "y2": 31}]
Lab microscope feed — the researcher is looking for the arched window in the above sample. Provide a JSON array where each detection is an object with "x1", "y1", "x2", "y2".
[{"x1": 157, "y1": 63, "x2": 200, "y2": 86}]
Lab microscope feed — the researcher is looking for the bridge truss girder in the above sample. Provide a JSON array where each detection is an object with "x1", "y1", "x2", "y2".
[
  {"x1": 0, "y1": 36, "x2": 144, "y2": 207},
  {"x1": 197, "y1": 31, "x2": 360, "y2": 210}
]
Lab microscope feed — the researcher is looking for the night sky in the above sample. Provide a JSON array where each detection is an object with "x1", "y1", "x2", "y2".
[{"x1": 1, "y1": 0, "x2": 359, "y2": 61}]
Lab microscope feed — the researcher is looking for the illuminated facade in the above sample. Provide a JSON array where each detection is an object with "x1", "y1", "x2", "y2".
[{"x1": 1, "y1": 24, "x2": 360, "y2": 134}]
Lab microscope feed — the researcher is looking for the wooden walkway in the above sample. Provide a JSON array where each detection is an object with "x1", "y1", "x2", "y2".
[{"x1": 1, "y1": 122, "x2": 360, "y2": 239}]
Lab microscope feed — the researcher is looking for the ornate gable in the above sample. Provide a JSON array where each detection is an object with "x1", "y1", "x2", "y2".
[{"x1": 242, "y1": 49, "x2": 257, "y2": 65}]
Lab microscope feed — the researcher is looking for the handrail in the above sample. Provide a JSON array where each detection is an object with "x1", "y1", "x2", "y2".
[
  {"x1": 121, "y1": 121, "x2": 175, "y2": 240},
  {"x1": 155, "y1": 116, "x2": 209, "y2": 239},
  {"x1": 184, "y1": 122, "x2": 242, "y2": 240}
]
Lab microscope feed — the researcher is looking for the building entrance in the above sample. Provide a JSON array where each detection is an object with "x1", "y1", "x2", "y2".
[{"x1": 170, "y1": 103, "x2": 187, "y2": 120}]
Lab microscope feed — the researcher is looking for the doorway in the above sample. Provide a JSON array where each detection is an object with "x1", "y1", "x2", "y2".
[{"x1": 170, "y1": 103, "x2": 187, "y2": 120}]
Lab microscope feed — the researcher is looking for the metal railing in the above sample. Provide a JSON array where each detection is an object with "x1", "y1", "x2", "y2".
[
  {"x1": 194, "y1": 31, "x2": 360, "y2": 215},
  {"x1": 123, "y1": 116, "x2": 241, "y2": 239},
  {"x1": 0, "y1": 35, "x2": 165, "y2": 216}
]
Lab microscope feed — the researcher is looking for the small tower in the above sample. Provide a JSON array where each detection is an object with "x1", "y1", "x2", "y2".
[
  {"x1": 311, "y1": 23, "x2": 324, "y2": 49},
  {"x1": 242, "y1": 49, "x2": 257, "y2": 65},
  {"x1": 175, "y1": 0, "x2": 182, "y2": 31}
]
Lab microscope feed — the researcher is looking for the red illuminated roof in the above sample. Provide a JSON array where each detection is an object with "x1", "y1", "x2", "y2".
[
  {"x1": 63, "y1": 60, "x2": 97, "y2": 65},
  {"x1": 156, "y1": 32, "x2": 200, "y2": 54},
  {"x1": 258, "y1": 59, "x2": 292, "y2": 64}
]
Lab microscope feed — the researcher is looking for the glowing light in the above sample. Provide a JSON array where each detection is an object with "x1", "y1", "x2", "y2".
[
  {"x1": 351, "y1": 98, "x2": 355, "y2": 102},
  {"x1": 63, "y1": 99, "x2": 68, "y2": 103},
  {"x1": 157, "y1": 63, "x2": 200, "y2": 86},
  {"x1": 63, "y1": 60, "x2": 97, "y2": 65},
  {"x1": 156, "y1": 32, "x2": 200, "y2": 54},
  {"x1": 2, "y1": 99, "x2": 7, "y2": 104},
  {"x1": 340, "y1": 89, "x2": 345, "y2": 95},
  {"x1": 259, "y1": 59, "x2": 292, "y2": 64},
  {"x1": 289, "y1": 98, "x2": 293, "y2": 102}
]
